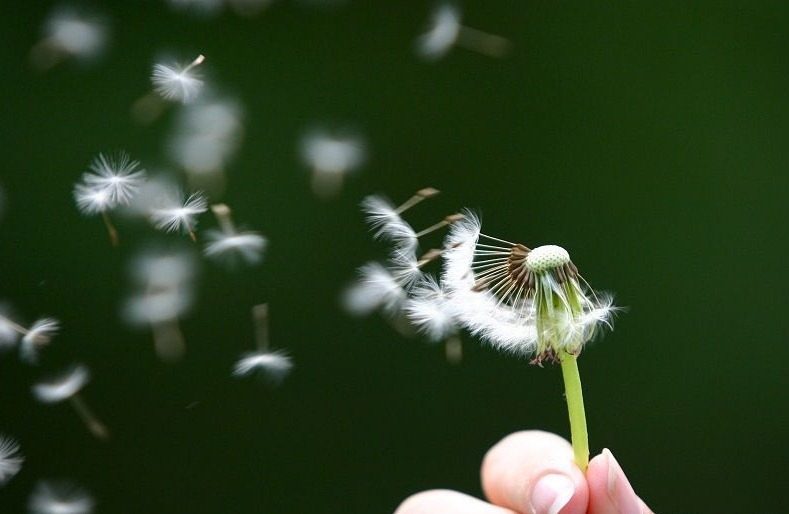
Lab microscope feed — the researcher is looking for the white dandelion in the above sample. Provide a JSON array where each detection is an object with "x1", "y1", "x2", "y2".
[
  {"x1": 300, "y1": 128, "x2": 367, "y2": 199},
  {"x1": 361, "y1": 188, "x2": 441, "y2": 252},
  {"x1": 73, "y1": 152, "x2": 146, "y2": 246},
  {"x1": 0, "y1": 435, "x2": 23, "y2": 485},
  {"x1": 30, "y1": 7, "x2": 108, "y2": 71},
  {"x1": 82, "y1": 153, "x2": 146, "y2": 205},
  {"x1": 203, "y1": 204, "x2": 267, "y2": 267},
  {"x1": 168, "y1": 95, "x2": 244, "y2": 186},
  {"x1": 28, "y1": 480, "x2": 94, "y2": 514},
  {"x1": 20, "y1": 318, "x2": 60, "y2": 365},
  {"x1": 343, "y1": 262, "x2": 408, "y2": 317},
  {"x1": 124, "y1": 249, "x2": 197, "y2": 362},
  {"x1": 233, "y1": 304, "x2": 293, "y2": 385},
  {"x1": 415, "y1": 3, "x2": 510, "y2": 61},
  {"x1": 152, "y1": 54, "x2": 205, "y2": 103},
  {"x1": 32, "y1": 365, "x2": 109, "y2": 440},
  {"x1": 150, "y1": 189, "x2": 208, "y2": 241}
]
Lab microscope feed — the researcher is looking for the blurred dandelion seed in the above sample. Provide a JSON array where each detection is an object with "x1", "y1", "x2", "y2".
[
  {"x1": 20, "y1": 318, "x2": 60, "y2": 365},
  {"x1": 30, "y1": 7, "x2": 108, "y2": 71},
  {"x1": 203, "y1": 204, "x2": 267, "y2": 267},
  {"x1": 124, "y1": 250, "x2": 197, "y2": 362},
  {"x1": 32, "y1": 365, "x2": 109, "y2": 440},
  {"x1": 300, "y1": 128, "x2": 367, "y2": 199},
  {"x1": 416, "y1": 3, "x2": 510, "y2": 61},
  {"x1": 233, "y1": 304, "x2": 293, "y2": 385},
  {"x1": 0, "y1": 434, "x2": 23, "y2": 485},
  {"x1": 150, "y1": 189, "x2": 208, "y2": 241},
  {"x1": 405, "y1": 275, "x2": 464, "y2": 364},
  {"x1": 28, "y1": 480, "x2": 94, "y2": 514}
]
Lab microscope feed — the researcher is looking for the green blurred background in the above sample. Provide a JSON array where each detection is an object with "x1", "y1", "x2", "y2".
[{"x1": 2, "y1": 1, "x2": 789, "y2": 512}]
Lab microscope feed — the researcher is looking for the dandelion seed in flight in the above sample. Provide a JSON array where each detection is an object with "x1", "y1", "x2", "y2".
[
  {"x1": 405, "y1": 275, "x2": 464, "y2": 363},
  {"x1": 203, "y1": 204, "x2": 267, "y2": 267},
  {"x1": 152, "y1": 54, "x2": 205, "y2": 103},
  {"x1": 415, "y1": 3, "x2": 510, "y2": 61},
  {"x1": 0, "y1": 305, "x2": 21, "y2": 350},
  {"x1": 30, "y1": 7, "x2": 108, "y2": 71},
  {"x1": 300, "y1": 128, "x2": 366, "y2": 199},
  {"x1": 233, "y1": 304, "x2": 293, "y2": 385},
  {"x1": 149, "y1": 189, "x2": 208, "y2": 241},
  {"x1": 28, "y1": 480, "x2": 94, "y2": 514},
  {"x1": 20, "y1": 317, "x2": 60, "y2": 365},
  {"x1": 32, "y1": 365, "x2": 109, "y2": 440},
  {"x1": 73, "y1": 152, "x2": 147, "y2": 246},
  {"x1": 0, "y1": 434, "x2": 23, "y2": 485}
]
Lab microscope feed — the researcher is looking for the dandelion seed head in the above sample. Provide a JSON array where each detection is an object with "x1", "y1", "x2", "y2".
[
  {"x1": 526, "y1": 245, "x2": 571, "y2": 273},
  {"x1": 416, "y1": 3, "x2": 461, "y2": 60},
  {"x1": 20, "y1": 317, "x2": 60, "y2": 365},
  {"x1": 0, "y1": 434, "x2": 23, "y2": 485},
  {"x1": 32, "y1": 365, "x2": 89, "y2": 404},
  {"x1": 151, "y1": 55, "x2": 205, "y2": 103},
  {"x1": 203, "y1": 231, "x2": 267, "y2": 266},
  {"x1": 82, "y1": 153, "x2": 146, "y2": 206},
  {"x1": 28, "y1": 480, "x2": 94, "y2": 514},
  {"x1": 233, "y1": 351, "x2": 293, "y2": 384}
]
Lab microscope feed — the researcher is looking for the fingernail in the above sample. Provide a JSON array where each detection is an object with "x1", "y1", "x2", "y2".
[
  {"x1": 530, "y1": 473, "x2": 575, "y2": 514},
  {"x1": 603, "y1": 448, "x2": 642, "y2": 514}
]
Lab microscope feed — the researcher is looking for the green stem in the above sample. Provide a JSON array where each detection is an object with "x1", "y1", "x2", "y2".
[{"x1": 559, "y1": 351, "x2": 589, "y2": 471}]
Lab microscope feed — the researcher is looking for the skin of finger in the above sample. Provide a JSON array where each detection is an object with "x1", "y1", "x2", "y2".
[
  {"x1": 394, "y1": 489, "x2": 519, "y2": 514},
  {"x1": 481, "y1": 431, "x2": 589, "y2": 514},
  {"x1": 586, "y1": 453, "x2": 655, "y2": 514}
]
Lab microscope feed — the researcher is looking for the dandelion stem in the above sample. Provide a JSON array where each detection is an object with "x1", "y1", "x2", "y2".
[
  {"x1": 252, "y1": 304, "x2": 269, "y2": 351},
  {"x1": 101, "y1": 212, "x2": 119, "y2": 247},
  {"x1": 456, "y1": 26, "x2": 510, "y2": 58},
  {"x1": 444, "y1": 335, "x2": 463, "y2": 365},
  {"x1": 184, "y1": 54, "x2": 206, "y2": 73},
  {"x1": 395, "y1": 187, "x2": 440, "y2": 214},
  {"x1": 188, "y1": 230, "x2": 198, "y2": 242},
  {"x1": 559, "y1": 351, "x2": 589, "y2": 471},
  {"x1": 69, "y1": 394, "x2": 109, "y2": 440},
  {"x1": 152, "y1": 319, "x2": 186, "y2": 362},
  {"x1": 211, "y1": 204, "x2": 236, "y2": 234}
]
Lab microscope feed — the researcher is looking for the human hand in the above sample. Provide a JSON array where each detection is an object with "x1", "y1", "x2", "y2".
[{"x1": 395, "y1": 430, "x2": 654, "y2": 514}]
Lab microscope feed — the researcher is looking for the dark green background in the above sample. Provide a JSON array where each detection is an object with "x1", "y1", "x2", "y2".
[{"x1": 2, "y1": 1, "x2": 788, "y2": 512}]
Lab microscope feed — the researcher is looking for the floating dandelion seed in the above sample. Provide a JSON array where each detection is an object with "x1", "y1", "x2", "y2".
[
  {"x1": 233, "y1": 304, "x2": 293, "y2": 385},
  {"x1": 361, "y1": 187, "x2": 440, "y2": 244},
  {"x1": 150, "y1": 189, "x2": 208, "y2": 241},
  {"x1": 73, "y1": 152, "x2": 146, "y2": 246},
  {"x1": 30, "y1": 7, "x2": 108, "y2": 71},
  {"x1": 300, "y1": 128, "x2": 367, "y2": 199},
  {"x1": 132, "y1": 55, "x2": 207, "y2": 124},
  {"x1": 415, "y1": 3, "x2": 510, "y2": 61},
  {"x1": 0, "y1": 313, "x2": 59, "y2": 364},
  {"x1": 32, "y1": 365, "x2": 109, "y2": 440},
  {"x1": 441, "y1": 211, "x2": 616, "y2": 470},
  {"x1": 124, "y1": 249, "x2": 197, "y2": 362},
  {"x1": 0, "y1": 306, "x2": 21, "y2": 350},
  {"x1": 20, "y1": 318, "x2": 60, "y2": 365},
  {"x1": 203, "y1": 204, "x2": 267, "y2": 267},
  {"x1": 0, "y1": 434, "x2": 23, "y2": 485},
  {"x1": 28, "y1": 480, "x2": 94, "y2": 514}
]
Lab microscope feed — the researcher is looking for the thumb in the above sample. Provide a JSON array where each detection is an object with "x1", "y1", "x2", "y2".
[{"x1": 587, "y1": 448, "x2": 655, "y2": 514}]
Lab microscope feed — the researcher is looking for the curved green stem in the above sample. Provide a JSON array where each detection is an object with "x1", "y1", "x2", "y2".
[{"x1": 559, "y1": 351, "x2": 589, "y2": 471}]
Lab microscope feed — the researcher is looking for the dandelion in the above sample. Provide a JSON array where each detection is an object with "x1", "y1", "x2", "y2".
[
  {"x1": 361, "y1": 187, "x2": 439, "y2": 248},
  {"x1": 405, "y1": 275, "x2": 464, "y2": 364},
  {"x1": 73, "y1": 152, "x2": 147, "y2": 246},
  {"x1": 415, "y1": 3, "x2": 510, "y2": 61},
  {"x1": 168, "y1": 95, "x2": 244, "y2": 191},
  {"x1": 0, "y1": 435, "x2": 23, "y2": 485},
  {"x1": 300, "y1": 128, "x2": 367, "y2": 199},
  {"x1": 30, "y1": 7, "x2": 108, "y2": 71},
  {"x1": 233, "y1": 304, "x2": 293, "y2": 385},
  {"x1": 132, "y1": 54, "x2": 206, "y2": 124},
  {"x1": 441, "y1": 212, "x2": 616, "y2": 470},
  {"x1": 20, "y1": 318, "x2": 60, "y2": 365},
  {"x1": 0, "y1": 312, "x2": 59, "y2": 364},
  {"x1": 28, "y1": 480, "x2": 94, "y2": 514},
  {"x1": 203, "y1": 204, "x2": 267, "y2": 267},
  {"x1": 149, "y1": 189, "x2": 208, "y2": 241},
  {"x1": 123, "y1": 249, "x2": 197, "y2": 361},
  {"x1": 32, "y1": 365, "x2": 109, "y2": 440}
]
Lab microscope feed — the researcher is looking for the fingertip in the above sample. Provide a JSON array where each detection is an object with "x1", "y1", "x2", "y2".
[
  {"x1": 587, "y1": 448, "x2": 644, "y2": 514},
  {"x1": 481, "y1": 431, "x2": 589, "y2": 514}
]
